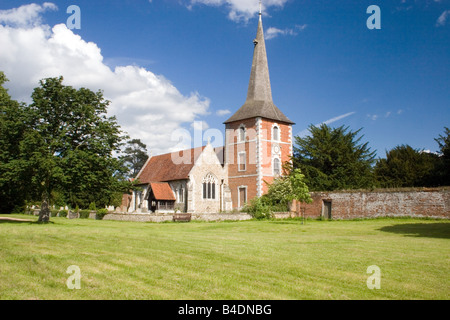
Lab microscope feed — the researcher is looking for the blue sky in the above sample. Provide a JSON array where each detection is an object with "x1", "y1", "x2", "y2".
[{"x1": 0, "y1": 0, "x2": 449, "y2": 157}]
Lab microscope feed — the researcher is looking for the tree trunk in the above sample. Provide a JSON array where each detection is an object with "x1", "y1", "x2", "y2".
[{"x1": 38, "y1": 192, "x2": 51, "y2": 223}]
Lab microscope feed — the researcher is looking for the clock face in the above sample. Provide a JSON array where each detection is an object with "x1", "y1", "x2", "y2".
[{"x1": 273, "y1": 144, "x2": 280, "y2": 154}]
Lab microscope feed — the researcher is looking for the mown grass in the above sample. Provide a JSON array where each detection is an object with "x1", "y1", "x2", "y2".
[{"x1": 0, "y1": 214, "x2": 449, "y2": 300}]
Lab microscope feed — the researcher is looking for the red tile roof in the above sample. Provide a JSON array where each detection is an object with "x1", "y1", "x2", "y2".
[
  {"x1": 136, "y1": 146, "x2": 224, "y2": 184},
  {"x1": 149, "y1": 182, "x2": 176, "y2": 201}
]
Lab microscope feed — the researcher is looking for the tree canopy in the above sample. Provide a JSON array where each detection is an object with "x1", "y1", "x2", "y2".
[
  {"x1": 0, "y1": 73, "x2": 133, "y2": 220},
  {"x1": 292, "y1": 124, "x2": 377, "y2": 191},
  {"x1": 120, "y1": 139, "x2": 149, "y2": 179},
  {"x1": 374, "y1": 145, "x2": 440, "y2": 188}
]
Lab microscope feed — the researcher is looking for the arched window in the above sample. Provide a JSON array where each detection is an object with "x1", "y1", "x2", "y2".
[
  {"x1": 239, "y1": 126, "x2": 246, "y2": 142},
  {"x1": 202, "y1": 173, "x2": 217, "y2": 200},
  {"x1": 273, "y1": 158, "x2": 281, "y2": 176},
  {"x1": 273, "y1": 125, "x2": 280, "y2": 141}
]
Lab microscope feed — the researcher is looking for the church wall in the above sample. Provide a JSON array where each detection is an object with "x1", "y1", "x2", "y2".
[
  {"x1": 187, "y1": 144, "x2": 230, "y2": 214},
  {"x1": 228, "y1": 176, "x2": 259, "y2": 209}
]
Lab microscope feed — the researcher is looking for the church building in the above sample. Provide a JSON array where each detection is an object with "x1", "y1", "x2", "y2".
[{"x1": 125, "y1": 10, "x2": 294, "y2": 214}]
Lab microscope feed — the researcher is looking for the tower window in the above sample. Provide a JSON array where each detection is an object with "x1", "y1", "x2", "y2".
[
  {"x1": 273, "y1": 158, "x2": 281, "y2": 176},
  {"x1": 239, "y1": 126, "x2": 246, "y2": 142},
  {"x1": 273, "y1": 126, "x2": 280, "y2": 141}
]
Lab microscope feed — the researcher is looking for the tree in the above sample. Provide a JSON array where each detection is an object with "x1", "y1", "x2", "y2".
[
  {"x1": 435, "y1": 127, "x2": 450, "y2": 186},
  {"x1": 374, "y1": 145, "x2": 440, "y2": 188},
  {"x1": 265, "y1": 166, "x2": 312, "y2": 206},
  {"x1": 246, "y1": 166, "x2": 312, "y2": 219},
  {"x1": 26, "y1": 76, "x2": 130, "y2": 222},
  {"x1": 293, "y1": 124, "x2": 377, "y2": 191},
  {"x1": 0, "y1": 72, "x2": 37, "y2": 213},
  {"x1": 120, "y1": 139, "x2": 149, "y2": 178}
]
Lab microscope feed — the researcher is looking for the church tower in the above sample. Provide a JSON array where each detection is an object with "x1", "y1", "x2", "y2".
[{"x1": 224, "y1": 7, "x2": 295, "y2": 209}]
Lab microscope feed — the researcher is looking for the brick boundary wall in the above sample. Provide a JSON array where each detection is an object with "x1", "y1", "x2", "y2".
[{"x1": 293, "y1": 188, "x2": 450, "y2": 220}]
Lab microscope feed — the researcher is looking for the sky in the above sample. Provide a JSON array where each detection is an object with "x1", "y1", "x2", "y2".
[{"x1": 0, "y1": 0, "x2": 449, "y2": 158}]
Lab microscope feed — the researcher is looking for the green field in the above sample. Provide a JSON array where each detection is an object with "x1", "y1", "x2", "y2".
[{"x1": 0, "y1": 214, "x2": 449, "y2": 300}]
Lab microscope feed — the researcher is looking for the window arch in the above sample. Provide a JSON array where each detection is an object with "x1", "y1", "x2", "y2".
[
  {"x1": 238, "y1": 125, "x2": 246, "y2": 142},
  {"x1": 273, "y1": 158, "x2": 281, "y2": 176},
  {"x1": 202, "y1": 173, "x2": 217, "y2": 200},
  {"x1": 273, "y1": 125, "x2": 280, "y2": 141}
]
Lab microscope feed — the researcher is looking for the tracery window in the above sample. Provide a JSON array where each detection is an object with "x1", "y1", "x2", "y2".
[{"x1": 202, "y1": 173, "x2": 217, "y2": 200}]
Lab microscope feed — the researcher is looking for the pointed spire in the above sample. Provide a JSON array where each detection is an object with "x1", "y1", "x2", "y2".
[
  {"x1": 247, "y1": 5, "x2": 272, "y2": 104},
  {"x1": 225, "y1": 5, "x2": 294, "y2": 125}
]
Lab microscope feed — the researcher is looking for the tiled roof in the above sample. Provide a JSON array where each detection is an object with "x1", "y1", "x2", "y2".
[
  {"x1": 136, "y1": 146, "x2": 224, "y2": 184},
  {"x1": 149, "y1": 182, "x2": 176, "y2": 201}
]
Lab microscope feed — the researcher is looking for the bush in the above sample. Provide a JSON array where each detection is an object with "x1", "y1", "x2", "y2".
[
  {"x1": 79, "y1": 209, "x2": 90, "y2": 219},
  {"x1": 96, "y1": 208, "x2": 108, "y2": 220},
  {"x1": 59, "y1": 210, "x2": 68, "y2": 218},
  {"x1": 51, "y1": 209, "x2": 59, "y2": 217},
  {"x1": 243, "y1": 197, "x2": 273, "y2": 220}
]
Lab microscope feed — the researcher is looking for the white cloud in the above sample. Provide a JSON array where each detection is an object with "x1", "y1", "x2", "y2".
[
  {"x1": 0, "y1": 3, "x2": 57, "y2": 28},
  {"x1": 216, "y1": 109, "x2": 231, "y2": 116},
  {"x1": 265, "y1": 24, "x2": 307, "y2": 40},
  {"x1": 436, "y1": 10, "x2": 450, "y2": 27},
  {"x1": 189, "y1": 0, "x2": 289, "y2": 22},
  {"x1": 0, "y1": 3, "x2": 210, "y2": 155},
  {"x1": 191, "y1": 121, "x2": 210, "y2": 131}
]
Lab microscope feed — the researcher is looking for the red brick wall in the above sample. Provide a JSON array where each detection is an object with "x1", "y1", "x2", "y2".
[
  {"x1": 226, "y1": 118, "x2": 293, "y2": 208},
  {"x1": 292, "y1": 188, "x2": 450, "y2": 219}
]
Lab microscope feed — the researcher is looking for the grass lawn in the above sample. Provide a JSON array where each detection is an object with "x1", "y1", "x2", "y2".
[{"x1": 0, "y1": 214, "x2": 449, "y2": 300}]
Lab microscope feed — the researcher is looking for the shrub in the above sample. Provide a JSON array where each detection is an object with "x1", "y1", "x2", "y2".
[
  {"x1": 89, "y1": 202, "x2": 97, "y2": 211},
  {"x1": 79, "y1": 209, "x2": 90, "y2": 219},
  {"x1": 51, "y1": 209, "x2": 59, "y2": 217},
  {"x1": 59, "y1": 210, "x2": 68, "y2": 218},
  {"x1": 243, "y1": 197, "x2": 273, "y2": 220},
  {"x1": 96, "y1": 208, "x2": 109, "y2": 220}
]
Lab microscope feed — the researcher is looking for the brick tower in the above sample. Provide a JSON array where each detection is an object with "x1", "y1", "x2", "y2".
[{"x1": 224, "y1": 9, "x2": 295, "y2": 209}]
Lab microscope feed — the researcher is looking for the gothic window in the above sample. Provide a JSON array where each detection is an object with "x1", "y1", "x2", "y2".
[
  {"x1": 273, "y1": 157, "x2": 281, "y2": 176},
  {"x1": 273, "y1": 125, "x2": 280, "y2": 141},
  {"x1": 202, "y1": 173, "x2": 217, "y2": 200},
  {"x1": 238, "y1": 152, "x2": 246, "y2": 171}
]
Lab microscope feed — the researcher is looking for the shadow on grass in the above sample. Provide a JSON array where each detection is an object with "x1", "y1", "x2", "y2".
[
  {"x1": 378, "y1": 223, "x2": 450, "y2": 239},
  {"x1": 0, "y1": 217, "x2": 55, "y2": 225}
]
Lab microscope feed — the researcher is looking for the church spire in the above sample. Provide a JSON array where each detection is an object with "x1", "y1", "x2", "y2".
[
  {"x1": 224, "y1": 4, "x2": 294, "y2": 125},
  {"x1": 246, "y1": 1, "x2": 272, "y2": 104}
]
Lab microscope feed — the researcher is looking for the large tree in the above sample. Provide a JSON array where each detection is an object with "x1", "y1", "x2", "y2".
[
  {"x1": 293, "y1": 124, "x2": 376, "y2": 191},
  {"x1": 0, "y1": 72, "x2": 37, "y2": 213},
  {"x1": 374, "y1": 145, "x2": 440, "y2": 188},
  {"x1": 120, "y1": 138, "x2": 149, "y2": 179},
  {"x1": 25, "y1": 76, "x2": 130, "y2": 222}
]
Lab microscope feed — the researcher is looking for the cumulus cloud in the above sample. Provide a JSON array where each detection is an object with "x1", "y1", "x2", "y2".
[
  {"x1": 0, "y1": 3, "x2": 210, "y2": 155},
  {"x1": 188, "y1": 0, "x2": 289, "y2": 22},
  {"x1": 0, "y1": 2, "x2": 56, "y2": 28}
]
